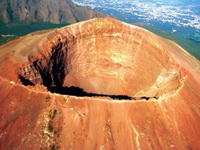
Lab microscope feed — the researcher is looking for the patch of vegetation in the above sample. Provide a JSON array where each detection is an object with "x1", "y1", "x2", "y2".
[
  {"x1": 48, "y1": 109, "x2": 57, "y2": 133},
  {"x1": 48, "y1": 124, "x2": 54, "y2": 133},
  {"x1": 0, "y1": 22, "x2": 68, "y2": 45},
  {"x1": 0, "y1": 36, "x2": 19, "y2": 45},
  {"x1": 40, "y1": 108, "x2": 60, "y2": 150}
]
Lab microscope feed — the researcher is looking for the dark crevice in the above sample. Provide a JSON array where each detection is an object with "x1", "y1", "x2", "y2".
[
  {"x1": 50, "y1": 41, "x2": 66, "y2": 87},
  {"x1": 18, "y1": 75, "x2": 34, "y2": 86},
  {"x1": 49, "y1": 86, "x2": 158, "y2": 100},
  {"x1": 7, "y1": 2, "x2": 14, "y2": 21},
  {"x1": 32, "y1": 40, "x2": 67, "y2": 88}
]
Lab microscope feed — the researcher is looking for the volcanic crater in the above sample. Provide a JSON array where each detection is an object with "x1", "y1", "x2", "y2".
[
  {"x1": 18, "y1": 18, "x2": 184, "y2": 101},
  {"x1": 1, "y1": 18, "x2": 200, "y2": 150}
]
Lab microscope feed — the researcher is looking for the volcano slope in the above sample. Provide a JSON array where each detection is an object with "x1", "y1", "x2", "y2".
[{"x1": 0, "y1": 18, "x2": 200, "y2": 150}]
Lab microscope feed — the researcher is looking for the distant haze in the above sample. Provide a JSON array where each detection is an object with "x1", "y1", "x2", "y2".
[{"x1": 73, "y1": 0, "x2": 200, "y2": 41}]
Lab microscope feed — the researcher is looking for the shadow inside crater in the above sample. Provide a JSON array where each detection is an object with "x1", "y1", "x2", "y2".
[
  {"x1": 48, "y1": 86, "x2": 158, "y2": 100},
  {"x1": 19, "y1": 74, "x2": 158, "y2": 100}
]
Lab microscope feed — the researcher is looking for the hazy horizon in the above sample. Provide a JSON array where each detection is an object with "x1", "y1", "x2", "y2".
[{"x1": 73, "y1": 0, "x2": 200, "y2": 41}]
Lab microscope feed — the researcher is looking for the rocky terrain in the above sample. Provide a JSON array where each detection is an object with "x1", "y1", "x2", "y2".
[
  {"x1": 0, "y1": 0, "x2": 108, "y2": 24},
  {"x1": 0, "y1": 18, "x2": 200, "y2": 149}
]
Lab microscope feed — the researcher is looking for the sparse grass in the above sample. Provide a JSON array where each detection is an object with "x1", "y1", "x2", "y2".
[
  {"x1": 40, "y1": 108, "x2": 60, "y2": 150},
  {"x1": 48, "y1": 109, "x2": 57, "y2": 132},
  {"x1": 0, "y1": 36, "x2": 19, "y2": 45}
]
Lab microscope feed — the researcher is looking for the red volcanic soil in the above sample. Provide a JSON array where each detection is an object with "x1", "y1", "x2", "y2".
[{"x1": 0, "y1": 18, "x2": 200, "y2": 150}]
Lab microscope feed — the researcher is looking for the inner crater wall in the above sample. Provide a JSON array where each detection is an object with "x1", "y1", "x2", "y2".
[{"x1": 19, "y1": 18, "x2": 183, "y2": 98}]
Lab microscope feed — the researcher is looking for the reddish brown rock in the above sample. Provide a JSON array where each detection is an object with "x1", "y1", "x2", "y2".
[{"x1": 0, "y1": 18, "x2": 200, "y2": 150}]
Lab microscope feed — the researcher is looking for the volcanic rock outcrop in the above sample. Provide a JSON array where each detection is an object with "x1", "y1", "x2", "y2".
[
  {"x1": 0, "y1": 0, "x2": 108, "y2": 24},
  {"x1": 0, "y1": 18, "x2": 200, "y2": 150}
]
